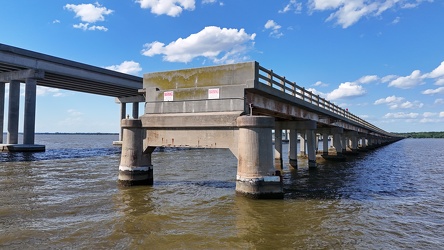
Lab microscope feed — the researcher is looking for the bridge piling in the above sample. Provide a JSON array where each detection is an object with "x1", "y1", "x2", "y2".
[
  {"x1": 7, "y1": 80, "x2": 20, "y2": 144},
  {"x1": 288, "y1": 129, "x2": 298, "y2": 168},
  {"x1": 0, "y1": 82, "x2": 4, "y2": 143},
  {"x1": 118, "y1": 119, "x2": 153, "y2": 186},
  {"x1": 236, "y1": 116, "x2": 283, "y2": 199},
  {"x1": 274, "y1": 122, "x2": 283, "y2": 170}
]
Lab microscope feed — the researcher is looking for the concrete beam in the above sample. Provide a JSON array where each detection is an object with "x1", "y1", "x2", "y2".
[
  {"x1": 0, "y1": 69, "x2": 44, "y2": 82},
  {"x1": 115, "y1": 95, "x2": 145, "y2": 103}
]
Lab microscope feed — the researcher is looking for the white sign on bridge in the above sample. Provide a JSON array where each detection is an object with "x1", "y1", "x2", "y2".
[
  {"x1": 164, "y1": 91, "x2": 174, "y2": 101},
  {"x1": 208, "y1": 88, "x2": 220, "y2": 99}
]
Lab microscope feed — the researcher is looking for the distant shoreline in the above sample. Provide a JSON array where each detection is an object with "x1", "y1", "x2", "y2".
[{"x1": 2, "y1": 132, "x2": 119, "y2": 135}]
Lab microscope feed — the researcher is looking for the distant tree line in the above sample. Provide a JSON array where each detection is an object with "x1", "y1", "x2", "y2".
[{"x1": 393, "y1": 132, "x2": 444, "y2": 138}]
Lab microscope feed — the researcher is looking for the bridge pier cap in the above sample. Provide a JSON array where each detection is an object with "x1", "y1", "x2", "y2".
[{"x1": 236, "y1": 116, "x2": 284, "y2": 199}]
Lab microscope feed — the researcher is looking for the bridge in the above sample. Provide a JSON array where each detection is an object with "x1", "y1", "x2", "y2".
[
  {"x1": 1, "y1": 44, "x2": 402, "y2": 199},
  {"x1": 0, "y1": 43, "x2": 143, "y2": 151},
  {"x1": 119, "y1": 61, "x2": 402, "y2": 199}
]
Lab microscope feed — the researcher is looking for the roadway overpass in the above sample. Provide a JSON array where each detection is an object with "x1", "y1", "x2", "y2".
[{"x1": 0, "y1": 43, "x2": 143, "y2": 151}]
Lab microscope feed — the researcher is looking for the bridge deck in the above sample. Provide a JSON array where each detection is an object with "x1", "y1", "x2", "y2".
[
  {"x1": 0, "y1": 43, "x2": 142, "y2": 98},
  {"x1": 142, "y1": 61, "x2": 394, "y2": 138}
]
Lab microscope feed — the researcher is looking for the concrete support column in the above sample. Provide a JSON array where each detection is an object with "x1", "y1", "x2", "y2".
[
  {"x1": 23, "y1": 78, "x2": 37, "y2": 145},
  {"x1": 119, "y1": 102, "x2": 127, "y2": 141},
  {"x1": 299, "y1": 132, "x2": 306, "y2": 157},
  {"x1": 322, "y1": 130, "x2": 329, "y2": 156},
  {"x1": 236, "y1": 116, "x2": 283, "y2": 199},
  {"x1": 7, "y1": 80, "x2": 20, "y2": 144},
  {"x1": 289, "y1": 129, "x2": 298, "y2": 168},
  {"x1": 132, "y1": 102, "x2": 139, "y2": 119},
  {"x1": 274, "y1": 122, "x2": 283, "y2": 170},
  {"x1": 341, "y1": 135, "x2": 347, "y2": 154},
  {"x1": 0, "y1": 82, "x2": 5, "y2": 144},
  {"x1": 306, "y1": 129, "x2": 317, "y2": 168},
  {"x1": 350, "y1": 133, "x2": 358, "y2": 151},
  {"x1": 332, "y1": 127, "x2": 343, "y2": 156},
  {"x1": 118, "y1": 119, "x2": 154, "y2": 186}
]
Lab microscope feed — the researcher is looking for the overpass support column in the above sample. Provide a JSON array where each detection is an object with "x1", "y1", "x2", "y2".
[
  {"x1": 349, "y1": 131, "x2": 358, "y2": 152},
  {"x1": 306, "y1": 128, "x2": 317, "y2": 168},
  {"x1": 119, "y1": 102, "x2": 127, "y2": 141},
  {"x1": 0, "y1": 82, "x2": 5, "y2": 143},
  {"x1": 299, "y1": 132, "x2": 306, "y2": 157},
  {"x1": 236, "y1": 116, "x2": 283, "y2": 199},
  {"x1": 118, "y1": 119, "x2": 154, "y2": 186},
  {"x1": 332, "y1": 127, "x2": 343, "y2": 156},
  {"x1": 320, "y1": 129, "x2": 330, "y2": 156},
  {"x1": 23, "y1": 78, "x2": 37, "y2": 145},
  {"x1": 7, "y1": 80, "x2": 20, "y2": 144},
  {"x1": 288, "y1": 129, "x2": 298, "y2": 168},
  {"x1": 132, "y1": 102, "x2": 139, "y2": 119},
  {"x1": 341, "y1": 135, "x2": 348, "y2": 154},
  {"x1": 274, "y1": 122, "x2": 283, "y2": 170}
]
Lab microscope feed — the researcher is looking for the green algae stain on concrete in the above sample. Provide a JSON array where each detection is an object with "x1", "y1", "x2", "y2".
[{"x1": 143, "y1": 62, "x2": 256, "y2": 92}]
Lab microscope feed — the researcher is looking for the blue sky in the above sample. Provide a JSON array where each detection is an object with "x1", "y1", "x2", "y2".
[{"x1": 1, "y1": 0, "x2": 444, "y2": 133}]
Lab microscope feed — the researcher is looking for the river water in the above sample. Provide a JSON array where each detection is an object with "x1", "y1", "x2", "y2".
[{"x1": 1, "y1": 134, "x2": 443, "y2": 249}]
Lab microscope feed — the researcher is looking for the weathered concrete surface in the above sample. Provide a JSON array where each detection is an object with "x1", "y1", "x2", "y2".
[
  {"x1": 118, "y1": 119, "x2": 154, "y2": 186},
  {"x1": 141, "y1": 112, "x2": 241, "y2": 156},
  {"x1": 0, "y1": 144, "x2": 45, "y2": 152},
  {"x1": 235, "y1": 116, "x2": 283, "y2": 199}
]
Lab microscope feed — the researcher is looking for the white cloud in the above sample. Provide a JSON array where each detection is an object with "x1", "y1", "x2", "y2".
[
  {"x1": 374, "y1": 95, "x2": 404, "y2": 105},
  {"x1": 383, "y1": 112, "x2": 419, "y2": 119},
  {"x1": 388, "y1": 69, "x2": 423, "y2": 89},
  {"x1": 142, "y1": 26, "x2": 256, "y2": 64},
  {"x1": 397, "y1": 101, "x2": 424, "y2": 109},
  {"x1": 423, "y1": 112, "x2": 437, "y2": 118},
  {"x1": 53, "y1": 19, "x2": 61, "y2": 24},
  {"x1": 373, "y1": 95, "x2": 422, "y2": 109},
  {"x1": 424, "y1": 61, "x2": 444, "y2": 84},
  {"x1": 264, "y1": 20, "x2": 284, "y2": 38},
  {"x1": 422, "y1": 87, "x2": 444, "y2": 95},
  {"x1": 37, "y1": 86, "x2": 65, "y2": 97},
  {"x1": 279, "y1": 0, "x2": 303, "y2": 13},
  {"x1": 326, "y1": 81, "x2": 365, "y2": 100},
  {"x1": 73, "y1": 23, "x2": 108, "y2": 31},
  {"x1": 392, "y1": 16, "x2": 400, "y2": 24},
  {"x1": 313, "y1": 81, "x2": 328, "y2": 87},
  {"x1": 308, "y1": 0, "x2": 432, "y2": 28},
  {"x1": 136, "y1": 0, "x2": 195, "y2": 17},
  {"x1": 435, "y1": 99, "x2": 444, "y2": 105},
  {"x1": 64, "y1": 2, "x2": 113, "y2": 23},
  {"x1": 105, "y1": 61, "x2": 142, "y2": 75},
  {"x1": 381, "y1": 74, "x2": 398, "y2": 83},
  {"x1": 357, "y1": 75, "x2": 378, "y2": 84},
  {"x1": 440, "y1": 112, "x2": 444, "y2": 118}
]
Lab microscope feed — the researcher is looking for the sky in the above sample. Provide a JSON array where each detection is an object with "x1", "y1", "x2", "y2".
[{"x1": 1, "y1": 0, "x2": 444, "y2": 133}]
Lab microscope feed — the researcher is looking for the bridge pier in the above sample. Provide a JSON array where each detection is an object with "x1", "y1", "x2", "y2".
[
  {"x1": 288, "y1": 129, "x2": 298, "y2": 168},
  {"x1": 274, "y1": 122, "x2": 283, "y2": 170},
  {"x1": 0, "y1": 82, "x2": 4, "y2": 143},
  {"x1": 7, "y1": 80, "x2": 20, "y2": 144},
  {"x1": 0, "y1": 72, "x2": 45, "y2": 152},
  {"x1": 320, "y1": 129, "x2": 329, "y2": 156},
  {"x1": 118, "y1": 119, "x2": 154, "y2": 186},
  {"x1": 236, "y1": 116, "x2": 283, "y2": 199}
]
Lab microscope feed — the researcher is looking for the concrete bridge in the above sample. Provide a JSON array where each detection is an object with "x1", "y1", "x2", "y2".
[
  {"x1": 0, "y1": 43, "x2": 144, "y2": 151},
  {"x1": 119, "y1": 61, "x2": 402, "y2": 199}
]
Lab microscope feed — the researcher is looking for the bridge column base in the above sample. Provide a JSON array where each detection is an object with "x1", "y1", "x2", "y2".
[
  {"x1": 118, "y1": 119, "x2": 154, "y2": 186},
  {"x1": 235, "y1": 116, "x2": 283, "y2": 199}
]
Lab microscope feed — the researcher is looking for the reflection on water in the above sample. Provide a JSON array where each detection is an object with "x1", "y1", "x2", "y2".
[{"x1": 1, "y1": 136, "x2": 444, "y2": 249}]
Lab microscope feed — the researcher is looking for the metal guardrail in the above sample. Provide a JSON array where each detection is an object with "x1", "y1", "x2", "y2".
[{"x1": 256, "y1": 64, "x2": 393, "y2": 137}]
